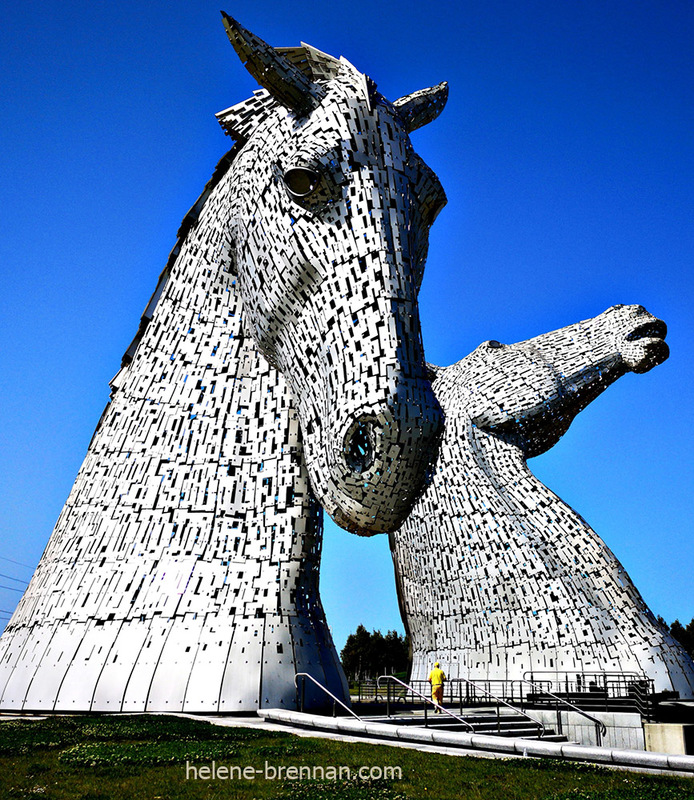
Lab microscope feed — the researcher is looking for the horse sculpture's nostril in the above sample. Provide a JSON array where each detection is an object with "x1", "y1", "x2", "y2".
[{"x1": 344, "y1": 418, "x2": 376, "y2": 475}]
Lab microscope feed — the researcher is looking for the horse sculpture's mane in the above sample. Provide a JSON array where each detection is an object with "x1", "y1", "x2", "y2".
[
  {"x1": 121, "y1": 145, "x2": 240, "y2": 370},
  {"x1": 121, "y1": 43, "x2": 350, "y2": 369}
]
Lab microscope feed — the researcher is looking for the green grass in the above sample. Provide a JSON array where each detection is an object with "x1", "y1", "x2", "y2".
[{"x1": 0, "y1": 714, "x2": 693, "y2": 799}]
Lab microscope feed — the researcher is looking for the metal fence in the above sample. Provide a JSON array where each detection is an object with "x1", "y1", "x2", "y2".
[{"x1": 349, "y1": 670, "x2": 654, "y2": 719}]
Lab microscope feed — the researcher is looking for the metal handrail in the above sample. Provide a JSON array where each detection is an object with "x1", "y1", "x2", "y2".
[
  {"x1": 522, "y1": 670, "x2": 654, "y2": 720},
  {"x1": 523, "y1": 669, "x2": 647, "y2": 682},
  {"x1": 522, "y1": 670, "x2": 652, "y2": 696},
  {"x1": 294, "y1": 673, "x2": 362, "y2": 720},
  {"x1": 349, "y1": 680, "x2": 383, "y2": 702},
  {"x1": 626, "y1": 681, "x2": 653, "y2": 720},
  {"x1": 377, "y1": 675, "x2": 475, "y2": 733},
  {"x1": 520, "y1": 677, "x2": 607, "y2": 746},
  {"x1": 451, "y1": 676, "x2": 547, "y2": 738},
  {"x1": 407, "y1": 677, "x2": 547, "y2": 737}
]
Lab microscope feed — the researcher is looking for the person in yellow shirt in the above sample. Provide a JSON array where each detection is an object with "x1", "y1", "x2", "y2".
[{"x1": 428, "y1": 661, "x2": 446, "y2": 712}]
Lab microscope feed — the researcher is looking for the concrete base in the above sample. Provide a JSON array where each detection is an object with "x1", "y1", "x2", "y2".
[
  {"x1": 645, "y1": 724, "x2": 694, "y2": 755},
  {"x1": 533, "y1": 709, "x2": 645, "y2": 750}
]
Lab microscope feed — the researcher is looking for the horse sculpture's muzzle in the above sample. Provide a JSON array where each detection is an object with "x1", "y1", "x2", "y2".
[{"x1": 328, "y1": 387, "x2": 444, "y2": 534}]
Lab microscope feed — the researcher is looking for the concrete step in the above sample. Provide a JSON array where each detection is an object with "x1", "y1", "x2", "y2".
[
  {"x1": 362, "y1": 714, "x2": 570, "y2": 741},
  {"x1": 537, "y1": 734, "x2": 574, "y2": 743}
]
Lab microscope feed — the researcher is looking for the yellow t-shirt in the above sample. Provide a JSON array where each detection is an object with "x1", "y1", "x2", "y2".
[{"x1": 428, "y1": 667, "x2": 446, "y2": 687}]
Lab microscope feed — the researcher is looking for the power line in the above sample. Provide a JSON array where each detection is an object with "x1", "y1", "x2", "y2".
[
  {"x1": 0, "y1": 573, "x2": 28, "y2": 585},
  {"x1": 0, "y1": 610, "x2": 15, "y2": 615},
  {"x1": 0, "y1": 556, "x2": 33, "y2": 570},
  {"x1": 0, "y1": 585, "x2": 23, "y2": 593}
]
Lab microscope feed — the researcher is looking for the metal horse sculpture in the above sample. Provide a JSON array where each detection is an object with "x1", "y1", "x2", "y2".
[
  {"x1": 392, "y1": 304, "x2": 694, "y2": 697},
  {"x1": 0, "y1": 16, "x2": 447, "y2": 713}
]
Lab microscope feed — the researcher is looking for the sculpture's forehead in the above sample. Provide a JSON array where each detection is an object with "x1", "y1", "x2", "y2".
[{"x1": 285, "y1": 86, "x2": 413, "y2": 163}]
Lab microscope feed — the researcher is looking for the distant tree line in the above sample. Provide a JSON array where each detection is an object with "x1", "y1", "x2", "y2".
[
  {"x1": 340, "y1": 618, "x2": 694, "y2": 682},
  {"x1": 340, "y1": 625, "x2": 410, "y2": 681},
  {"x1": 658, "y1": 616, "x2": 694, "y2": 658}
]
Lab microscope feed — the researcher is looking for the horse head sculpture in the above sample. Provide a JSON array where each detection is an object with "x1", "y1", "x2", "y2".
[
  {"x1": 392, "y1": 304, "x2": 694, "y2": 697},
  {"x1": 217, "y1": 14, "x2": 447, "y2": 533},
  {"x1": 0, "y1": 15, "x2": 451, "y2": 714}
]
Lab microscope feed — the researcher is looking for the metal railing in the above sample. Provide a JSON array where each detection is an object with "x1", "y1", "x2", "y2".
[
  {"x1": 352, "y1": 672, "x2": 653, "y2": 708},
  {"x1": 377, "y1": 675, "x2": 476, "y2": 732},
  {"x1": 522, "y1": 670, "x2": 654, "y2": 720},
  {"x1": 627, "y1": 681, "x2": 654, "y2": 719},
  {"x1": 349, "y1": 679, "x2": 384, "y2": 701},
  {"x1": 406, "y1": 677, "x2": 546, "y2": 738},
  {"x1": 519, "y1": 678, "x2": 607, "y2": 746},
  {"x1": 349, "y1": 669, "x2": 654, "y2": 726},
  {"x1": 295, "y1": 673, "x2": 362, "y2": 720}
]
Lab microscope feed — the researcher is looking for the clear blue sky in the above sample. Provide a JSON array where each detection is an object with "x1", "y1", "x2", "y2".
[{"x1": 1, "y1": 1, "x2": 692, "y2": 653}]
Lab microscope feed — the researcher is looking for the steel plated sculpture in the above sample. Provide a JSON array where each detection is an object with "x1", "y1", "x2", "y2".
[
  {"x1": 2, "y1": 15, "x2": 692, "y2": 718},
  {"x1": 0, "y1": 15, "x2": 447, "y2": 713},
  {"x1": 392, "y1": 305, "x2": 694, "y2": 696}
]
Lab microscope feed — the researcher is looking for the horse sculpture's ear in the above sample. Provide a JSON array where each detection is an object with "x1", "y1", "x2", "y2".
[
  {"x1": 393, "y1": 82, "x2": 449, "y2": 133},
  {"x1": 221, "y1": 11, "x2": 325, "y2": 115}
]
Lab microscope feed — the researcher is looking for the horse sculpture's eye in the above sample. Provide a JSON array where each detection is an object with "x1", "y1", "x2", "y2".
[{"x1": 283, "y1": 167, "x2": 320, "y2": 198}]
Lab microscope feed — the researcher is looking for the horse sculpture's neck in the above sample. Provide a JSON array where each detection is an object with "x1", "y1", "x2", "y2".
[
  {"x1": 0, "y1": 13, "x2": 452, "y2": 714},
  {"x1": 0, "y1": 153, "x2": 346, "y2": 713}
]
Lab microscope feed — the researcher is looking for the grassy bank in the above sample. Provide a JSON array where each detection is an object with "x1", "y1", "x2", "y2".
[{"x1": 1, "y1": 714, "x2": 692, "y2": 800}]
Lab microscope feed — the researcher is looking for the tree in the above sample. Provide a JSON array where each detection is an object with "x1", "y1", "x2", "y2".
[
  {"x1": 340, "y1": 626, "x2": 411, "y2": 680},
  {"x1": 383, "y1": 629, "x2": 410, "y2": 677},
  {"x1": 656, "y1": 617, "x2": 694, "y2": 659},
  {"x1": 340, "y1": 625, "x2": 373, "y2": 681},
  {"x1": 669, "y1": 619, "x2": 694, "y2": 658}
]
